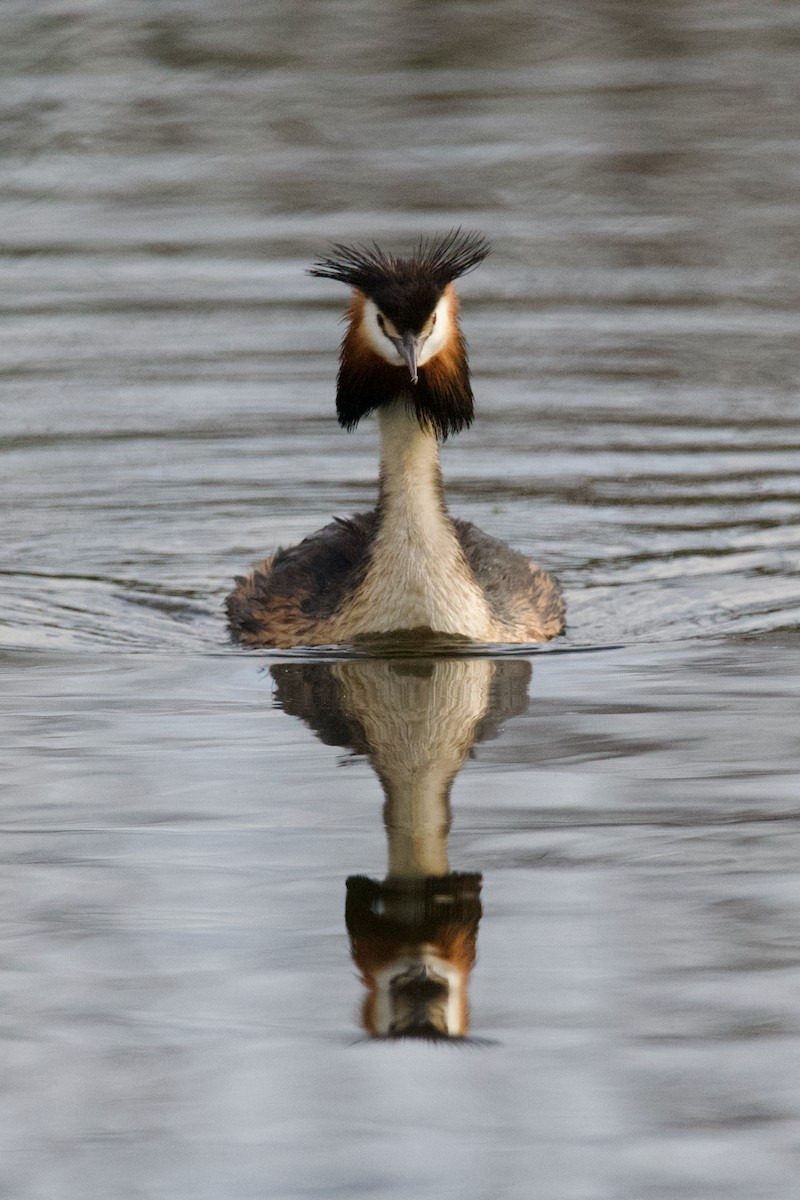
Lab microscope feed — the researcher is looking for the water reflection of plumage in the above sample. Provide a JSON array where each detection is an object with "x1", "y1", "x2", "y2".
[{"x1": 272, "y1": 656, "x2": 531, "y2": 1039}]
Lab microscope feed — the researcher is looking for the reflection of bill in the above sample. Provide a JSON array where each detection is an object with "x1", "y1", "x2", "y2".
[{"x1": 272, "y1": 655, "x2": 531, "y2": 1040}]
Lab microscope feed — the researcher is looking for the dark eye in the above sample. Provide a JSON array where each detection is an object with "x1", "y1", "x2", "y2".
[
  {"x1": 431, "y1": 312, "x2": 437, "y2": 327},
  {"x1": 376, "y1": 313, "x2": 385, "y2": 331}
]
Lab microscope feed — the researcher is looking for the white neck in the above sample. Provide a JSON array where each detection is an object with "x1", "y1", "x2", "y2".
[
  {"x1": 330, "y1": 401, "x2": 493, "y2": 639},
  {"x1": 377, "y1": 400, "x2": 447, "y2": 525}
]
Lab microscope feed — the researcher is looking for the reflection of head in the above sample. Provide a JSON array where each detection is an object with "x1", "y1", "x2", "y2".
[{"x1": 346, "y1": 874, "x2": 482, "y2": 1039}]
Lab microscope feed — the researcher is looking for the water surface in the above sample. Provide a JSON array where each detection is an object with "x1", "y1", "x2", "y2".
[{"x1": 2, "y1": 3, "x2": 799, "y2": 1197}]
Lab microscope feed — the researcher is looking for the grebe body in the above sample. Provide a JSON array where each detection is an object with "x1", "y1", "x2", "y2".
[{"x1": 226, "y1": 232, "x2": 564, "y2": 647}]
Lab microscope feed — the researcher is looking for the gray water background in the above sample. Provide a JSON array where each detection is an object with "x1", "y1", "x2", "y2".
[{"x1": 2, "y1": 2, "x2": 800, "y2": 1197}]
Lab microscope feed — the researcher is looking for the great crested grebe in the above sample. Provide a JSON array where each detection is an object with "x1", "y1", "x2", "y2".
[{"x1": 226, "y1": 230, "x2": 564, "y2": 647}]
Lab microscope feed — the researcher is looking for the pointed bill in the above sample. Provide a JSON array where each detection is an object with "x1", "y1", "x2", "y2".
[{"x1": 395, "y1": 331, "x2": 419, "y2": 384}]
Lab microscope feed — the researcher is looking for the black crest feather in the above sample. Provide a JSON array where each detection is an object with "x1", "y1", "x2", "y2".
[
  {"x1": 309, "y1": 229, "x2": 489, "y2": 292},
  {"x1": 309, "y1": 229, "x2": 489, "y2": 332}
]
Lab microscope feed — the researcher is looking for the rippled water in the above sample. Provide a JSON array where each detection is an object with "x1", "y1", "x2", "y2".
[{"x1": 2, "y1": 3, "x2": 800, "y2": 1198}]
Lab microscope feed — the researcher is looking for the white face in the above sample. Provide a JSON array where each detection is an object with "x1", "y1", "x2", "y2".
[
  {"x1": 373, "y1": 950, "x2": 467, "y2": 1037},
  {"x1": 361, "y1": 294, "x2": 451, "y2": 368}
]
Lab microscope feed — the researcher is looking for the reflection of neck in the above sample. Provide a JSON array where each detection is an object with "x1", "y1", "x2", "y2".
[
  {"x1": 382, "y1": 765, "x2": 452, "y2": 878},
  {"x1": 333, "y1": 657, "x2": 494, "y2": 878}
]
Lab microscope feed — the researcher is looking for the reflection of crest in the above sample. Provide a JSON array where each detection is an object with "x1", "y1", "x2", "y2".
[{"x1": 272, "y1": 656, "x2": 531, "y2": 1039}]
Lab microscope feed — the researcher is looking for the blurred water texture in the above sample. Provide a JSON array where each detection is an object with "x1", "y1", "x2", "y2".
[{"x1": 1, "y1": 2, "x2": 800, "y2": 1197}]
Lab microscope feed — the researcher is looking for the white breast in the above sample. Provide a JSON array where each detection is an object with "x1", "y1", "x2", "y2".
[{"x1": 330, "y1": 403, "x2": 494, "y2": 640}]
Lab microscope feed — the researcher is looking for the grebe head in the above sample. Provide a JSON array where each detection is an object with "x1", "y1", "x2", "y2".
[{"x1": 309, "y1": 229, "x2": 489, "y2": 439}]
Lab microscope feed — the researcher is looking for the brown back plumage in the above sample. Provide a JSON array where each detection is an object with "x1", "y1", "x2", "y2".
[{"x1": 225, "y1": 512, "x2": 565, "y2": 647}]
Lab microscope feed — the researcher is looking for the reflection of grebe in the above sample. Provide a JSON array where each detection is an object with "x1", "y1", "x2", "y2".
[
  {"x1": 226, "y1": 231, "x2": 564, "y2": 647},
  {"x1": 272, "y1": 656, "x2": 531, "y2": 1039}
]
